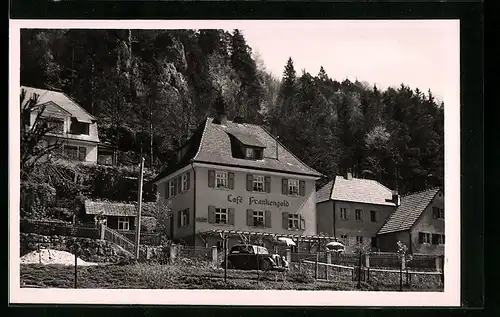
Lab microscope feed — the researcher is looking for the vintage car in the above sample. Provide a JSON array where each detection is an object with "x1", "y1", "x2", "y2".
[{"x1": 220, "y1": 244, "x2": 288, "y2": 271}]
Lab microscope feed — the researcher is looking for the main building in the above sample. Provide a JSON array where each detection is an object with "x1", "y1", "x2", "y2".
[{"x1": 152, "y1": 116, "x2": 323, "y2": 249}]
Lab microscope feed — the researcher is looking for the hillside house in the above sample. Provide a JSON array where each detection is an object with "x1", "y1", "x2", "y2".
[
  {"x1": 316, "y1": 173, "x2": 399, "y2": 252},
  {"x1": 151, "y1": 115, "x2": 324, "y2": 250},
  {"x1": 21, "y1": 86, "x2": 115, "y2": 165},
  {"x1": 377, "y1": 188, "x2": 444, "y2": 255},
  {"x1": 83, "y1": 200, "x2": 157, "y2": 233}
]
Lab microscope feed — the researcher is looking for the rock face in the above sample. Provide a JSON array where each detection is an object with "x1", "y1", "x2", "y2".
[{"x1": 20, "y1": 233, "x2": 134, "y2": 263}]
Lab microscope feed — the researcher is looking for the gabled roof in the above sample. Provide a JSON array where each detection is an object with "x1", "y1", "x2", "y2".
[
  {"x1": 84, "y1": 200, "x2": 157, "y2": 217},
  {"x1": 152, "y1": 117, "x2": 322, "y2": 183},
  {"x1": 377, "y1": 188, "x2": 441, "y2": 235},
  {"x1": 316, "y1": 175, "x2": 396, "y2": 206},
  {"x1": 21, "y1": 86, "x2": 96, "y2": 123}
]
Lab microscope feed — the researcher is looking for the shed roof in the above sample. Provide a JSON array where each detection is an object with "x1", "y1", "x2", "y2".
[{"x1": 316, "y1": 175, "x2": 396, "y2": 206}]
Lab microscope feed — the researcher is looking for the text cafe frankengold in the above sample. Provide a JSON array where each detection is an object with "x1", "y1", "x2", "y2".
[{"x1": 227, "y1": 194, "x2": 290, "y2": 208}]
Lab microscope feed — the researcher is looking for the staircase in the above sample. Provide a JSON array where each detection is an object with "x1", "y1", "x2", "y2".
[{"x1": 100, "y1": 224, "x2": 135, "y2": 257}]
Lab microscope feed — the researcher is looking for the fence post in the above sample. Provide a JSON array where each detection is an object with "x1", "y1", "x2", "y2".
[
  {"x1": 286, "y1": 248, "x2": 291, "y2": 264},
  {"x1": 357, "y1": 251, "x2": 362, "y2": 288},
  {"x1": 314, "y1": 253, "x2": 319, "y2": 280},
  {"x1": 169, "y1": 244, "x2": 177, "y2": 264},
  {"x1": 365, "y1": 253, "x2": 370, "y2": 283},
  {"x1": 211, "y1": 246, "x2": 218, "y2": 267},
  {"x1": 326, "y1": 252, "x2": 332, "y2": 264},
  {"x1": 100, "y1": 224, "x2": 105, "y2": 240},
  {"x1": 74, "y1": 238, "x2": 78, "y2": 289}
]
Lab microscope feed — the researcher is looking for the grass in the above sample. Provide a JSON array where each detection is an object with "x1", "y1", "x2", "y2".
[{"x1": 20, "y1": 260, "x2": 443, "y2": 291}]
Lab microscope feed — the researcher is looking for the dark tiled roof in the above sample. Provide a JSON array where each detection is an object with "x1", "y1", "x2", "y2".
[
  {"x1": 84, "y1": 200, "x2": 157, "y2": 217},
  {"x1": 226, "y1": 129, "x2": 265, "y2": 147},
  {"x1": 316, "y1": 175, "x2": 396, "y2": 206},
  {"x1": 194, "y1": 117, "x2": 322, "y2": 177},
  {"x1": 21, "y1": 86, "x2": 96, "y2": 123},
  {"x1": 153, "y1": 117, "x2": 322, "y2": 183},
  {"x1": 377, "y1": 188, "x2": 441, "y2": 235},
  {"x1": 316, "y1": 180, "x2": 334, "y2": 204}
]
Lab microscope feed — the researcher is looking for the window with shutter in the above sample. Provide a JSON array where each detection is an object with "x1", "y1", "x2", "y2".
[
  {"x1": 173, "y1": 179, "x2": 178, "y2": 195},
  {"x1": 300, "y1": 215, "x2": 306, "y2": 230},
  {"x1": 287, "y1": 179, "x2": 299, "y2": 195},
  {"x1": 418, "y1": 232, "x2": 424, "y2": 244},
  {"x1": 253, "y1": 211, "x2": 265, "y2": 227},
  {"x1": 215, "y1": 208, "x2": 228, "y2": 224},
  {"x1": 252, "y1": 175, "x2": 265, "y2": 192},
  {"x1": 215, "y1": 171, "x2": 228, "y2": 188},
  {"x1": 288, "y1": 214, "x2": 299, "y2": 229},
  {"x1": 186, "y1": 172, "x2": 190, "y2": 190}
]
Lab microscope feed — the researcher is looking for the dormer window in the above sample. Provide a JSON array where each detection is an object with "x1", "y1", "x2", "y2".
[
  {"x1": 70, "y1": 119, "x2": 90, "y2": 135},
  {"x1": 226, "y1": 130, "x2": 266, "y2": 160}
]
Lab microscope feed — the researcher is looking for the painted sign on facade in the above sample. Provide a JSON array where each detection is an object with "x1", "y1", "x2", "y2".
[{"x1": 227, "y1": 194, "x2": 290, "y2": 208}]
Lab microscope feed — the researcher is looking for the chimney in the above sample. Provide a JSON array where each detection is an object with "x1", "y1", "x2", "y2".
[
  {"x1": 345, "y1": 171, "x2": 353, "y2": 180},
  {"x1": 213, "y1": 113, "x2": 227, "y2": 125},
  {"x1": 392, "y1": 190, "x2": 401, "y2": 206}
]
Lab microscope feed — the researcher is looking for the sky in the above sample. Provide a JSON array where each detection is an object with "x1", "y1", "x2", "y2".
[{"x1": 240, "y1": 20, "x2": 459, "y2": 105}]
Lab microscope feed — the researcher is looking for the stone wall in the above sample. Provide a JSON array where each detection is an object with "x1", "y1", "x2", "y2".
[{"x1": 20, "y1": 233, "x2": 134, "y2": 263}]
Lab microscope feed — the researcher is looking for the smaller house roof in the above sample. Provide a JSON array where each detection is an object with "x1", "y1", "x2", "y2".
[
  {"x1": 21, "y1": 86, "x2": 96, "y2": 123},
  {"x1": 316, "y1": 175, "x2": 396, "y2": 206},
  {"x1": 377, "y1": 188, "x2": 441, "y2": 235},
  {"x1": 84, "y1": 200, "x2": 157, "y2": 217}
]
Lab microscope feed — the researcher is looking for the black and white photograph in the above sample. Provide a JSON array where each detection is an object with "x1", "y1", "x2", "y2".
[{"x1": 9, "y1": 20, "x2": 460, "y2": 306}]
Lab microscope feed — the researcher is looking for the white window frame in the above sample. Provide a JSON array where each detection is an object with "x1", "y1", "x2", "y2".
[
  {"x1": 355, "y1": 209, "x2": 362, "y2": 221},
  {"x1": 180, "y1": 209, "x2": 189, "y2": 227},
  {"x1": 288, "y1": 214, "x2": 299, "y2": 229},
  {"x1": 215, "y1": 208, "x2": 228, "y2": 224},
  {"x1": 340, "y1": 208, "x2": 347, "y2": 219},
  {"x1": 117, "y1": 217, "x2": 129, "y2": 231},
  {"x1": 356, "y1": 236, "x2": 363, "y2": 244},
  {"x1": 181, "y1": 174, "x2": 188, "y2": 191},
  {"x1": 253, "y1": 175, "x2": 265, "y2": 192},
  {"x1": 169, "y1": 181, "x2": 175, "y2": 197},
  {"x1": 253, "y1": 210, "x2": 265, "y2": 227},
  {"x1": 288, "y1": 179, "x2": 299, "y2": 196},
  {"x1": 215, "y1": 171, "x2": 228, "y2": 189}
]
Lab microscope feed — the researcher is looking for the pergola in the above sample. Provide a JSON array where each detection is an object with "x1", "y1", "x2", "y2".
[{"x1": 198, "y1": 229, "x2": 339, "y2": 251}]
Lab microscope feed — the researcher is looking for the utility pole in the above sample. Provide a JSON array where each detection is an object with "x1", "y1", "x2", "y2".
[{"x1": 135, "y1": 157, "x2": 145, "y2": 260}]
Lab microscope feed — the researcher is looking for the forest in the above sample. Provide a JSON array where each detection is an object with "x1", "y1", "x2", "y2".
[{"x1": 20, "y1": 28, "x2": 444, "y2": 195}]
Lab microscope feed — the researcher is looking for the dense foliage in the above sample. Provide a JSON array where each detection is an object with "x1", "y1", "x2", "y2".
[{"x1": 21, "y1": 29, "x2": 444, "y2": 195}]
